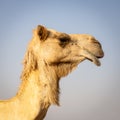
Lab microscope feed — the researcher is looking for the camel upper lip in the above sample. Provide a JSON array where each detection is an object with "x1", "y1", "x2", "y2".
[{"x1": 94, "y1": 49, "x2": 104, "y2": 59}]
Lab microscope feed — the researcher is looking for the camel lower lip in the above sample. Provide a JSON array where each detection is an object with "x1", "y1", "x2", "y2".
[
  {"x1": 87, "y1": 56, "x2": 101, "y2": 66},
  {"x1": 80, "y1": 48, "x2": 101, "y2": 66},
  {"x1": 92, "y1": 56, "x2": 101, "y2": 66}
]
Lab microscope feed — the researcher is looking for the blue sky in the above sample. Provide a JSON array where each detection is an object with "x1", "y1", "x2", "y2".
[{"x1": 0, "y1": 0, "x2": 120, "y2": 120}]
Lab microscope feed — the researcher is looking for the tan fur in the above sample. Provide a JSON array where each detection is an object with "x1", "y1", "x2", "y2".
[{"x1": 0, "y1": 25, "x2": 104, "y2": 120}]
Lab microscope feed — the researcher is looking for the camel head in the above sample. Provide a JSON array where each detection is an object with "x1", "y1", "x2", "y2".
[
  {"x1": 23, "y1": 25, "x2": 104, "y2": 77},
  {"x1": 24, "y1": 25, "x2": 104, "y2": 78}
]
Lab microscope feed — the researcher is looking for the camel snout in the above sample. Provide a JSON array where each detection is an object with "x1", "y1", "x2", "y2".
[{"x1": 95, "y1": 41, "x2": 104, "y2": 58}]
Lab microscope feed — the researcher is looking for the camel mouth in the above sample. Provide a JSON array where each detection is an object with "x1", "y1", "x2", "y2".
[
  {"x1": 85, "y1": 47, "x2": 104, "y2": 66},
  {"x1": 88, "y1": 54, "x2": 101, "y2": 66},
  {"x1": 91, "y1": 50, "x2": 104, "y2": 66},
  {"x1": 80, "y1": 48, "x2": 103, "y2": 66}
]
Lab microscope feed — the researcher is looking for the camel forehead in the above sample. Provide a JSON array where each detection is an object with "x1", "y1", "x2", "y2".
[{"x1": 47, "y1": 29, "x2": 70, "y2": 40}]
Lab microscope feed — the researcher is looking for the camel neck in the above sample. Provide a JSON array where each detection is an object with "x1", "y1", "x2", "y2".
[
  {"x1": 17, "y1": 70, "x2": 50, "y2": 119},
  {"x1": 17, "y1": 65, "x2": 60, "y2": 119}
]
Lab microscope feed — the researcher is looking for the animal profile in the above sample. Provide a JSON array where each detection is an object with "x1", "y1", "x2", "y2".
[{"x1": 0, "y1": 25, "x2": 104, "y2": 120}]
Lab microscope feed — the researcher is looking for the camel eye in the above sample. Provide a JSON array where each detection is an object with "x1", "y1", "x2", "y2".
[
  {"x1": 59, "y1": 37, "x2": 70, "y2": 48},
  {"x1": 59, "y1": 38, "x2": 69, "y2": 43}
]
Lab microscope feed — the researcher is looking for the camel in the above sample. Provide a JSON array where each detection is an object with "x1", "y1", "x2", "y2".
[{"x1": 0, "y1": 25, "x2": 104, "y2": 120}]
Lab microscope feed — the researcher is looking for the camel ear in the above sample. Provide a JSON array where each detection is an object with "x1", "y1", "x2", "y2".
[{"x1": 35, "y1": 25, "x2": 48, "y2": 41}]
